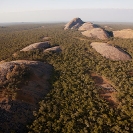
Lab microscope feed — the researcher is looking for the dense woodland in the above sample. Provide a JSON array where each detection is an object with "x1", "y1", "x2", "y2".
[{"x1": 0, "y1": 23, "x2": 133, "y2": 132}]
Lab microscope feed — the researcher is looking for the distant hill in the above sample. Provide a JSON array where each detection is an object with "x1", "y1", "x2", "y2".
[
  {"x1": 64, "y1": 17, "x2": 84, "y2": 30},
  {"x1": 64, "y1": 17, "x2": 112, "y2": 40}
]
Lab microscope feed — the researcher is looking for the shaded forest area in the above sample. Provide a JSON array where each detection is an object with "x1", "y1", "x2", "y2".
[{"x1": 0, "y1": 23, "x2": 133, "y2": 132}]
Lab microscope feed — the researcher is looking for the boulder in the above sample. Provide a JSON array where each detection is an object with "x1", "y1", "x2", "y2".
[
  {"x1": 82, "y1": 28, "x2": 110, "y2": 40},
  {"x1": 43, "y1": 46, "x2": 62, "y2": 53},
  {"x1": 20, "y1": 41, "x2": 51, "y2": 51},
  {"x1": 90, "y1": 42, "x2": 132, "y2": 61},
  {"x1": 113, "y1": 29, "x2": 133, "y2": 38},
  {"x1": 79, "y1": 22, "x2": 99, "y2": 31}
]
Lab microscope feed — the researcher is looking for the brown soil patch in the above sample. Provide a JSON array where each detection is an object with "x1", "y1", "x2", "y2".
[
  {"x1": 91, "y1": 73, "x2": 118, "y2": 107},
  {"x1": 127, "y1": 70, "x2": 133, "y2": 76}
]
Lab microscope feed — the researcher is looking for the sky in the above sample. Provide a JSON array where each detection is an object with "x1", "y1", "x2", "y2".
[{"x1": 0, "y1": 0, "x2": 133, "y2": 22}]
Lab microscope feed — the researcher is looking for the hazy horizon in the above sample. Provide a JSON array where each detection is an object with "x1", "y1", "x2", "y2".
[{"x1": 0, "y1": 0, "x2": 133, "y2": 23}]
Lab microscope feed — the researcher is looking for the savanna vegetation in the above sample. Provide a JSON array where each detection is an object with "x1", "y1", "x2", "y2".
[{"x1": 0, "y1": 23, "x2": 133, "y2": 132}]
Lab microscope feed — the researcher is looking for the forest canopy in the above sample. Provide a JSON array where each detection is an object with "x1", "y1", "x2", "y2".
[{"x1": 0, "y1": 23, "x2": 133, "y2": 132}]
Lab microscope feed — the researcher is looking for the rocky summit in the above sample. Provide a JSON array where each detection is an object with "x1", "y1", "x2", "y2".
[{"x1": 64, "y1": 17, "x2": 84, "y2": 30}]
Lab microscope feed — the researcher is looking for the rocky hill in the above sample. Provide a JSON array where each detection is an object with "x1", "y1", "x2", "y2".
[
  {"x1": 0, "y1": 60, "x2": 53, "y2": 132},
  {"x1": 64, "y1": 18, "x2": 84, "y2": 30},
  {"x1": 64, "y1": 18, "x2": 112, "y2": 40},
  {"x1": 20, "y1": 41, "x2": 51, "y2": 51},
  {"x1": 78, "y1": 22, "x2": 99, "y2": 31},
  {"x1": 113, "y1": 29, "x2": 133, "y2": 38},
  {"x1": 82, "y1": 28, "x2": 110, "y2": 40},
  {"x1": 90, "y1": 42, "x2": 132, "y2": 60}
]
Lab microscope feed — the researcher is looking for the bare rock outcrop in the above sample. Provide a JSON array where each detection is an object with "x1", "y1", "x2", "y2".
[
  {"x1": 64, "y1": 17, "x2": 84, "y2": 30},
  {"x1": 20, "y1": 41, "x2": 50, "y2": 51},
  {"x1": 78, "y1": 22, "x2": 99, "y2": 31},
  {"x1": 90, "y1": 42, "x2": 132, "y2": 61},
  {"x1": 43, "y1": 36, "x2": 51, "y2": 41},
  {"x1": 82, "y1": 28, "x2": 110, "y2": 40},
  {"x1": 0, "y1": 60, "x2": 53, "y2": 132},
  {"x1": 43, "y1": 46, "x2": 62, "y2": 53},
  {"x1": 113, "y1": 29, "x2": 133, "y2": 38}
]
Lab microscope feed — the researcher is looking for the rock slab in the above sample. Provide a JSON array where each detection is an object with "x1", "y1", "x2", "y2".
[
  {"x1": 90, "y1": 42, "x2": 132, "y2": 60},
  {"x1": 20, "y1": 42, "x2": 51, "y2": 51},
  {"x1": 113, "y1": 29, "x2": 133, "y2": 39},
  {"x1": 43, "y1": 46, "x2": 62, "y2": 53},
  {"x1": 82, "y1": 28, "x2": 110, "y2": 40},
  {"x1": 79, "y1": 22, "x2": 99, "y2": 31}
]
